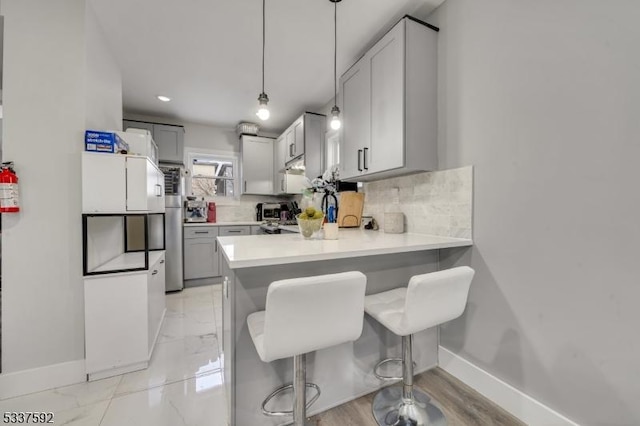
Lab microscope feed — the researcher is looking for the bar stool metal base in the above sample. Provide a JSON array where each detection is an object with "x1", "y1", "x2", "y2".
[
  {"x1": 261, "y1": 354, "x2": 320, "y2": 426},
  {"x1": 374, "y1": 358, "x2": 418, "y2": 381},
  {"x1": 372, "y1": 387, "x2": 446, "y2": 426},
  {"x1": 261, "y1": 382, "x2": 321, "y2": 417}
]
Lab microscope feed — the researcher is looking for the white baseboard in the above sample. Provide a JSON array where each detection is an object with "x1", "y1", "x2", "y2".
[
  {"x1": 88, "y1": 361, "x2": 147, "y2": 382},
  {"x1": 0, "y1": 359, "x2": 86, "y2": 400},
  {"x1": 438, "y1": 346, "x2": 579, "y2": 426}
]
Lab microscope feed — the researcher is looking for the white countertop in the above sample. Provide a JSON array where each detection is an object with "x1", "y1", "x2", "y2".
[
  {"x1": 218, "y1": 229, "x2": 472, "y2": 269},
  {"x1": 278, "y1": 225, "x2": 300, "y2": 233},
  {"x1": 184, "y1": 221, "x2": 262, "y2": 227}
]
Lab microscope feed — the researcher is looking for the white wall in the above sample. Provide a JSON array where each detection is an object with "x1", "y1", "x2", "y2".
[
  {"x1": 85, "y1": 1, "x2": 122, "y2": 131},
  {"x1": 429, "y1": 1, "x2": 640, "y2": 424},
  {"x1": 1, "y1": 0, "x2": 122, "y2": 385}
]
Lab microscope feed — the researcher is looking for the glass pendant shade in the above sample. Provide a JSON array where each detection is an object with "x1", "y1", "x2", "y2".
[
  {"x1": 330, "y1": 105, "x2": 341, "y2": 130},
  {"x1": 256, "y1": 92, "x2": 270, "y2": 121}
]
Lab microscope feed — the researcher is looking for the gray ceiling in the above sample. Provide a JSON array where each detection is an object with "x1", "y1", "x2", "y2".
[{"x1": 91, "y1": 0, "x2": 444, "y2": 133}]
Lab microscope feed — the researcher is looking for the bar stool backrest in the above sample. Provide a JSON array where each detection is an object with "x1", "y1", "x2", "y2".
[
  {"x1": 401, "y1": 266, "x2": 475, "y2": 336},
  {"x1": 262, "y1": 271, "x2": 367, "y2": 362}
]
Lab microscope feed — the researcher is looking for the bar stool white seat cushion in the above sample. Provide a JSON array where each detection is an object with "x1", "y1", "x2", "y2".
[
  {"x1": 248, "y1": 271, "x2": 367, "y2": 363},
  {"x1": 247, "y1": 311, "x2": 267, "y2": 361},
  {"x1": 364, "y1": 266, "x2": 475, "y2": 337}
]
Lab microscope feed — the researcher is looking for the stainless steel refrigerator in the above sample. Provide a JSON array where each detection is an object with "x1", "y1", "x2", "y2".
[{"x1": 161, "y1": 166, "x2": 184, "y2": 292}]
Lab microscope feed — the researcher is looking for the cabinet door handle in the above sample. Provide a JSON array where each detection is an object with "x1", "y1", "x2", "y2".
[
  {"x1": 215, "y1": 240, "x2": 218, "y2": 252},
  {"x1": 227, "y1": 230, "x2": 242, "y2": 233},
  {"x1": 160, "y1": 259, "x2": 165, "y2": 264},
  {"x1": 155, "y1": 184, "x2": 162, "y2": 197},
  {"x1": 244, "y1": 181, "x2": 247, "y2": 192},
  {"x1": 363, "y1": 147, "x2": 369, "y2": 170},
  {"x1": 289, "y1": 143, "x2": 294, "y2": 157},
  {"x1": 358, "y1": 149, "x2": 363, "y2": 171},
  {"x1": 281, "y1": 179, "x2": 284, "y2": 192},
  {"x1": 194, "y1": 231, "x2": 209, "y2": 234},
  {"x1": 152, "y1": 270, "x2": 158, "y2": 275}
]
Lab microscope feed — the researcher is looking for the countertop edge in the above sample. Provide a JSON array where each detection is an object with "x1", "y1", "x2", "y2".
[
  {"x1": 183, "y1": 221, "x2": 263, "y2": 227},
  {"x1": 220, "y1": 237, "x2": 473, "y2": 269}
]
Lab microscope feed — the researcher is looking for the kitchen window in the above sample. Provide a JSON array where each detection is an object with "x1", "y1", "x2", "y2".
[{"x1": 188, "y1": 152, "x2": 237, "y2": 198}]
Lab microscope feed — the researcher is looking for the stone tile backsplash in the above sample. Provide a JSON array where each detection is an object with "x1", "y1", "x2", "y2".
[
  {"x1": 212, "y1": 194, "x2": 285, "y2": 222},
  {"x1": 215, "y1": 202, "x2": 258, "y2": 222},
  {"x1": 362, "y1": 166, "x2": 473, "y2": 238}
]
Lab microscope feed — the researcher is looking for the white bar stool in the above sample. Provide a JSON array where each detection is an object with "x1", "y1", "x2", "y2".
[
  {"x1": 247, "y1": 271, "x2": 367, "y2": 426},
  {"x1": 364, "y1": 266, "x2": 475, "y2": 426}
]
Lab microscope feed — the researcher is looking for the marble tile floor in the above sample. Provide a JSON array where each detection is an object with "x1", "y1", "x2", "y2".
[{"x1": 0, "y1": 285, "x2": 227, "y2": 426}]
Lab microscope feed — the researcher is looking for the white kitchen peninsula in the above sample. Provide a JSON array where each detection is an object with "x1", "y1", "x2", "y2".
[{"x1": 218, "y1": 229, "x2": 472, "y2": 425}]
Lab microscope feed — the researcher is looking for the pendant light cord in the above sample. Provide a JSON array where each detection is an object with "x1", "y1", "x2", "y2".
[
  {"x1": 333, "y1": 0, "x2": 337, "y2": 103},
  {"x1": 262, "y1": 0, "x2": 266, "y2": 94}
]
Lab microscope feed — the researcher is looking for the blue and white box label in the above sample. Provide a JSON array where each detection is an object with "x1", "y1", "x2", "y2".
[{"x1": 84, "y1": 131, "x2": 129, "y2": 154}]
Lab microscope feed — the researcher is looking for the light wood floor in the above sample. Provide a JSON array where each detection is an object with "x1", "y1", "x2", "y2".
[{"x1": 309, "y1": 368, "x2": 525, "y2": 426}]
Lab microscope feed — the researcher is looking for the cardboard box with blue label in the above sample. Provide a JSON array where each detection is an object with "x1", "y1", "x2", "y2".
[{"x1": 84, "y1": 131, "x2": 129, "y2": 154}]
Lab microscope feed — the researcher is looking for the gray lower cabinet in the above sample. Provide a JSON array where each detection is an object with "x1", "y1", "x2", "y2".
[
  {"x1": 219, "y1": 225, "x2": 251, "y2": 236},
  {"x1": 183, "y1": 227, "x2": 219, "y2": 280},
  {"x1": 221, "y1": 260, "x2": 234, "y2": 424}
]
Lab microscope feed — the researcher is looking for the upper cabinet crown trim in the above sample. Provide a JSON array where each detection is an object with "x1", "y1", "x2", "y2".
[
  {"x1": 123, "y1": 119, "x2": 185, "y2": 130},
  {"x1": 403, "y1": 15, "x2": 439, "y2": 32}
]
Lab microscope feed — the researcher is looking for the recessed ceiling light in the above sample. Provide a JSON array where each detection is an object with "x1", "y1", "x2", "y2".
[{"x1": 157, "y1": 95, "x2": 171, "y2": 102}]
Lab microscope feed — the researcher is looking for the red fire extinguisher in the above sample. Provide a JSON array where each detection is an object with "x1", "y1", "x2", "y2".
[{"x1": 0, "y1": 162, "x2": 20, "y2": 213}]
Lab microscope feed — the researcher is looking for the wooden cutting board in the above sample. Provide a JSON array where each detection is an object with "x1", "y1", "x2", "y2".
[{"x1": 337, "y1": 192, "x2": 365, "y2": 228}]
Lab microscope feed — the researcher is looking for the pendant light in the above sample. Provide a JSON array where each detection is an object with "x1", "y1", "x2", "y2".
[
  {"x1": 329, "y1": 0, "x2": 341, "y2": 130},
  {"x1": 256, "y1": 0, "x2": 270, "y2": 121}
]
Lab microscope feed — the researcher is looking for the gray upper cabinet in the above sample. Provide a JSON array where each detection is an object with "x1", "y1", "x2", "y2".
[
  {"x1": 369, "y1": 22, "x2": 405, "y2": 175},
  {"x1": 339, "y1": 17, "x2": 438, "y2": 182},
  {"x1": 285, "y1": 126, "x2": 297, "y2": 162},
  {"x1": 278, "y1": 112, "x2": 326, "y2": 185},
  {"x1": 240, "y1": 136, "x2": 274, "y2": 195},
  {"x1": 123, "y1": 120, "x2": 153, "y2": 134},
  {"x1": 282, "y1": 117, "x2": 304, "y2": 163},
  {"x1": 340, "y1": 61, "x2": 370, "y2": 180},
  {"x1": 153, "y1": 124, "x2": 185, "y2": 164},
  {"x1": 273, "y1": 135, "x2": 287, "y2": 194},
  {"x1": 122, "y1": 120, "x2": 185, "y2": 164},
  {"x1": 292, "y1": 118, "x2": 304, "y2": 160},
  {"x1": 301, "y1": 113, "x2": 326, "y2": 182}
]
